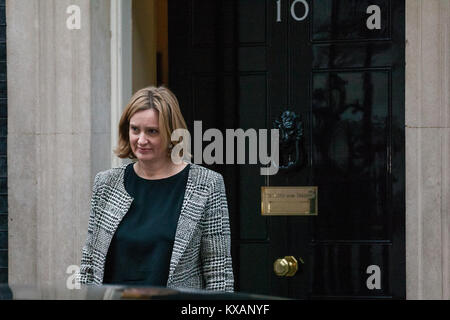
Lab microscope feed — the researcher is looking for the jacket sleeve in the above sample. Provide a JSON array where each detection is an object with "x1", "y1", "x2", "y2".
[
  {"x1": 200, "y1": 173, "x2": 234, "y2": 292},
  {"x1": 77, "y1": 173, "x2": 101, "y2": 285}
]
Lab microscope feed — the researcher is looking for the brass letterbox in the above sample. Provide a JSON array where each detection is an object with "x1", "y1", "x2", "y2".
[{"x1": 261, "y1": 186, "x2": 318, "y2": 216}]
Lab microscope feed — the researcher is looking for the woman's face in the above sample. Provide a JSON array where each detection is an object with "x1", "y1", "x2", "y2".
[{"x1": 129, "y1": 108, "x2": 167, "y2": 163}]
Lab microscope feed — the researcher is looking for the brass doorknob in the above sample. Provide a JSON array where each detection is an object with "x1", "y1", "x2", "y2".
[{"x1": 273, "y1": 256, "x2": 298, "y2": 277}]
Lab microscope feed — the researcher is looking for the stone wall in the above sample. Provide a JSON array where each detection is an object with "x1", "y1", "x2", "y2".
[
  {"x1": 405, "y1": 0, "x2": 450, "y2": 300},
  {"x1": 7, "y1": 0, "x2": 111, "y2": 298}
]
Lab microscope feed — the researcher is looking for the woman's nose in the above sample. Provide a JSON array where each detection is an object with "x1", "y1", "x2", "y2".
[{"x1": 137, "y1": 134, "x2": 147, "y2": 145}]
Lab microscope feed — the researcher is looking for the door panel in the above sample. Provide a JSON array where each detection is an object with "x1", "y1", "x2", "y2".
[{"x1": 168, "y1": 0, "x2": 405, "y2": 299}]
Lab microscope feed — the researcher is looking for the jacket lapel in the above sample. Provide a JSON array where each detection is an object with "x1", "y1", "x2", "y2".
[
  {"x1": 96, "y1": 165, "x2": 134, "y2": 281},
  {"x1": 167, "y1": 164, "x2": 203, "y2": 283}
]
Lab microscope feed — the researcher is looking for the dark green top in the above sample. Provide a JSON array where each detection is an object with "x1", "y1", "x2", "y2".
[{"x1": 103, "y1": 162, "x2": 190, "y2": 286}]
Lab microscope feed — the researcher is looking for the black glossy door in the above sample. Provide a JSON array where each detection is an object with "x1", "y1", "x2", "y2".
[{"x1": 169, "y1": 0, "x2": 405, "y2": 299}]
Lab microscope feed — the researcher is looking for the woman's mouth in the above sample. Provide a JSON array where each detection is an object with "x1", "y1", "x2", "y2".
[{"x1": 137, "y1": 147, "x2": 152, "y2": 152}]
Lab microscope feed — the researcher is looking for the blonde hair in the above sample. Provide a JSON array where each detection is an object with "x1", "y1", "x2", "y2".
[{"x1": 114, "y1": 86, "x2": 188, "y2": 159}]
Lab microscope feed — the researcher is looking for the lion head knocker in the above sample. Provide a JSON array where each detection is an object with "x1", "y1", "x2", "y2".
[{"x1": 273, "y1": 110, "x2": 304, "y2": 170}]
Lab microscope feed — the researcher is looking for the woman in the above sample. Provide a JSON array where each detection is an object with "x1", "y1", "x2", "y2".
[{"x1": 78, "y1": 86, "x2": 234, "y2": 292}]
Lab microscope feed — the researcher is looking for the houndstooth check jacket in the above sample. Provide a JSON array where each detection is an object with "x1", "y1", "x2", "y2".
[{"x1": 77, "y1": 162, "x2": 234, "y2": 292}]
